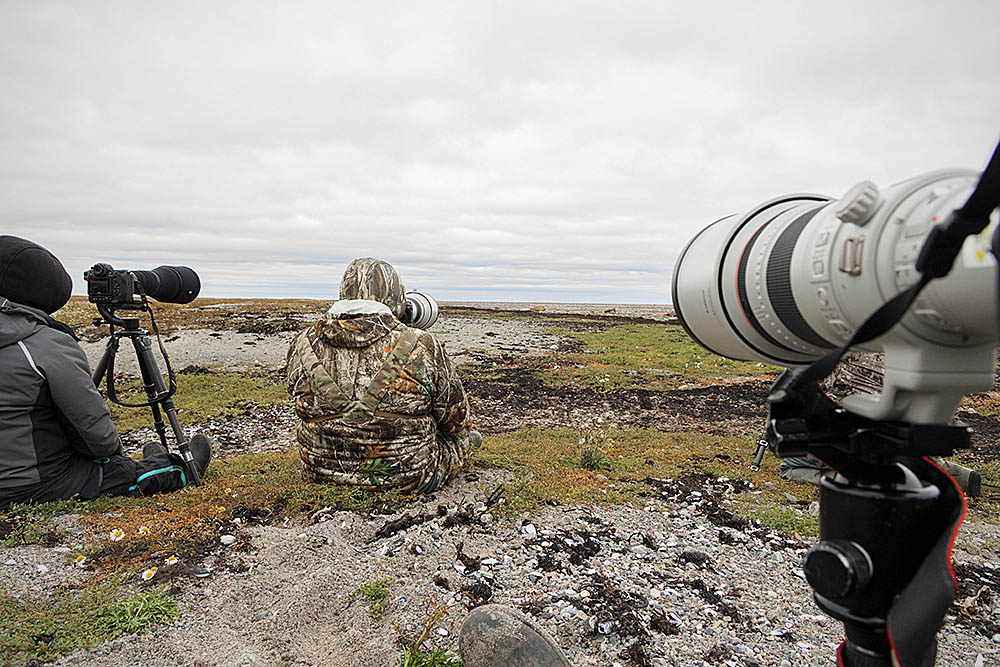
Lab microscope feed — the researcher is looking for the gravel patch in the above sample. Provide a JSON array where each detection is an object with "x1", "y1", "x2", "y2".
[
  {"x1": 42, "y1": 470, "x2": 1000, "y2": 667},
  {"x1": 77, "y1": 314, "x2": 569, "y2": 377}
]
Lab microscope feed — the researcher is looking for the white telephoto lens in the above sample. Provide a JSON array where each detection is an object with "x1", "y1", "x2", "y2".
[{"x1": 673, "y1": 169, "x2": 997, "y2": 367}]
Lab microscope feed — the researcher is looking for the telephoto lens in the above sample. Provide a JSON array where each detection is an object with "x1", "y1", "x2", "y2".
[
  {"x1": 402, "y1": 291, "x2": 439, "y2": 330},
  {"x1": 132, "y1": 266, "x2": 201, "y2": 304},
  {"x1": 672, "y1": 169, "x2": 996, "y2": 367}
]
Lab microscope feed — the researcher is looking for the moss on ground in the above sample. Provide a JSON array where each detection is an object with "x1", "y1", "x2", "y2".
[
  {"x1": 541, "y1": 323, "x2": 777, "y2": 391},
  {"x1": 105, "y1": 367, "x2": 288, "y2": 431},
  {"x1": 0, "y1": 586, "x2": 178, "y2": 665},
  {"x1": 54, "y1": 296, "x2": 327, "y2": 332},
  {"x1": 471, "y1": 428, "x2": 819, "y2": 535}
]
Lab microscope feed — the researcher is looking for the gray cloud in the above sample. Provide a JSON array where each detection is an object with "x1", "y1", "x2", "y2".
[{"x1": 2, "y1": 0, "x2": 998, "y2": 303}]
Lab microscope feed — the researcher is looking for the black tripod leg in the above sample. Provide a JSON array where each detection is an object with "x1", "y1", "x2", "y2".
[
  {"x1": 92, "y1": 336, "x2": 120, "y2": 387},
  {"x1": 130, "y1": 334, "x2": 203, "y2": 486},
  {"x1": 148, "y1": 402, "x2": 170, "y2": 450}
]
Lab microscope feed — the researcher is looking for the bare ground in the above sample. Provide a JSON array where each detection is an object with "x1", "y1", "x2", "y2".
[{"x1": 6, "y1": 304, "x2": 1000, "y2": 666}]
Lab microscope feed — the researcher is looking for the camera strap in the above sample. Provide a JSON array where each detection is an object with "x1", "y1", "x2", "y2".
[{"x1": 103, "y1": 300, "x2": 178, "y2": 407}]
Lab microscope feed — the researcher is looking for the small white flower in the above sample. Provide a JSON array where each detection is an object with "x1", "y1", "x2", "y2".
[
  {"x1": 109, "y1": 529, "x2": 125, "y2": 542},
  {"x1": 165, "y1": 555, "x2": 178, "y2": 566},
  {"x1": 74, "y1": 555, "x2": 87, "y2": 568},
  {"x1": 137, "y1": 526, "x2": 150, "y2": 535},
  {"x1": 141, "y1": 566, "x2": 158, "y2": 581}
]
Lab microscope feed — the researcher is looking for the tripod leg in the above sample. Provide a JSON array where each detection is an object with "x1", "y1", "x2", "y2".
[
  {"x1": 148, "y1": 402, "x2": 170, "y2": 449},
  {"x1": 130, "y1": 334, "x2": 203, "y2": 486},
  {"x1": 92, "y1": 336, "x2": 120, "y2": 387}
]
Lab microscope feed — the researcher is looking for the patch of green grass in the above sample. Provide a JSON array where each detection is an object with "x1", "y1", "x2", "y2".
[
  {"x1": 733, "y1": 502, "x2": 819, "y2": 537},
  {"x1": 541, "y1": 323, "x2": 776, "y2": 391},
  {"x1": 357, "y1": 577, "x2": 393, "y2": 619},
  {"x1": 397, "y1": 648, "x2": 463, "y2": 666},
  {"x1": 361, "y1": 458, "x2": 398, "y2": 486},
  {"x1": 976, "y1": 459, "x2": 1000, "y2": 486},
  {"x1": 105, "y1": 368, "x2": 288, "y2": 431},
  {"x1": 0, "y1": 586, "x2": 178, "y2": 664},
  {"x1": 472, "y1": 428, "x2": 819, "y2": 534},
  {"x1": 576, "y1": 444, "x2": 613, "y2": 472}
]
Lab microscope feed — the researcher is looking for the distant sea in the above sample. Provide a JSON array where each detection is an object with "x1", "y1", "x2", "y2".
[{"x1": 442, "y1": 301, "x2": 674, "y2": 320}]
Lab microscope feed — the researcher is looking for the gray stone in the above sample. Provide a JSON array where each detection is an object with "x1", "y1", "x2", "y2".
[{"x1": 459, "y1": 604, "x2": 570, "y2": 667}]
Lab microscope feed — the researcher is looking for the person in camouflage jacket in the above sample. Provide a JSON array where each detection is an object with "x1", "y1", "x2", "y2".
[{"x1": 286, "y1": 258, "x2": 474, "y2": 493}]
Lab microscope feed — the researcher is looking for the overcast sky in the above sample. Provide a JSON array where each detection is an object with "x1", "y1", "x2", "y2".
[{"x1": 2, "y1": 1, "x2": 998, "y2": 303}]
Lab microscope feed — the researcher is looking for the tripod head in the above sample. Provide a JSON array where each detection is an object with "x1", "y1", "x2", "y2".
[
  {"x1": 92, "y1": 302, "x2": 143, "y2": 329},
  {"x1": 766, "y1": 375, "x2": 968, "y2": 666}
]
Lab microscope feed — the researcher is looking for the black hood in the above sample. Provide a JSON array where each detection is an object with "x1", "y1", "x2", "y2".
[
  {"x1": 0, "y1": 300, "x2": 76, "y2": 348},
  {"x1": 0, "y1": 236, "x2": 72, "y2": 314}
]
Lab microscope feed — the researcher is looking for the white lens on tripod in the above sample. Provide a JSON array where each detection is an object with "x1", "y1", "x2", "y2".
[{"x1": 673, "y1": 169, "x2": 996, "y2": 367}]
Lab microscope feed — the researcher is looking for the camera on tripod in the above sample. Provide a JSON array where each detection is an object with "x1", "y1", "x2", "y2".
[
  {"x1": 85, "y1": 263, "x2": 201, "y2": 308},
  {"x1": 672, "y1": 146, "x2": 1000, "y2": 667},
  {"x1": 87, "y1": 262, "x2": 205, "y2": 487}
]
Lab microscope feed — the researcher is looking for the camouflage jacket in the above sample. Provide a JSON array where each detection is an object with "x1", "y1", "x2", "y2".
[{"x1": 287, "y1": 310, "x2": 472, "y2": 492}]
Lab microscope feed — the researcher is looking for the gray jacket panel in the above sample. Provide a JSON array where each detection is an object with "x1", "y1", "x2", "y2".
[{"x1": 0, "y1": 301, "x2": 119, "y2": 500}]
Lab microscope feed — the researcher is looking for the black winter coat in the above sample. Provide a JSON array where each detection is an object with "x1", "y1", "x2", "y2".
[{"x1": 0, "y1": 300, "x2": 119, "y2": 507}]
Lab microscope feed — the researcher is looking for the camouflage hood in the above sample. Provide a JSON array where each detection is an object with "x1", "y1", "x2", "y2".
[
  {"x1": 313, "y1": 311, "x2": 404, "y2": 349},
  {"x1": 339, "y1": 258, "x2": 406, "y2": 319}
]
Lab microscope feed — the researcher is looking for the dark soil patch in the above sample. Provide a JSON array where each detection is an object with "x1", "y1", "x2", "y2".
[
  {"x1": 371, "y1": 511, "x2": 433, "y2": 541},
  {"x1": 956, "y1": 410, "x2": 1000, "y2": 464},
  {"x1": 524, "y1": 523, "x2": 609, "y2": 574},
  {"x1": 460, "y1": 580, "x2": 494, "y2": 608},
  {"x1": 686, "y1": 578, "x2": 744, "y2": 625},
  {"x1": 443, "y1": 305, "x2": 669, "y2": 328},
  {"x1": 642, "y1": 473, "x2": 804, "y2": 550},
  {"x1": 950, "y1": 562, "x2": 1000, "y2": 637},
  {"x1": 464, "y1": 358, "x2": 770, "y2": 437},
  {"x1": 576, "y1": 574, "x2": 649, "y2": 639}
]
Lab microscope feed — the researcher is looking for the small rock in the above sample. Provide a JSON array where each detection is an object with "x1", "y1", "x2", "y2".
[{"x1": 220, "y1": 535, "x2": 237, "y2": 546}]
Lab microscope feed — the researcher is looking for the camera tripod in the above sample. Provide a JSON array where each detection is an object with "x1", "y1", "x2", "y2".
[
  {"x1": 768, "y1": 375, "x2": 967, "y2": 667},
  {"x1": 91, "y1": 303, "x2": 203, "y2": 486}
]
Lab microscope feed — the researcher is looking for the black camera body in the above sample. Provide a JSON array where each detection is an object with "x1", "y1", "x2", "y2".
[
  {"x1": 85, "y1": 263, "x2": 141, "y2": 306},
  {"x1": 85, "y1": 263, "x2": 200, "y2": 307}
]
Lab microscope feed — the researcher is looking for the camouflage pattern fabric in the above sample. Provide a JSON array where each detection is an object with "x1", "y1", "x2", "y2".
[
  {"x1": 338, "y1": 257, "x2": 406, "y2": 319},
  {"x1": 287, "y1": 310, "x2": 473, "y2": 493}
]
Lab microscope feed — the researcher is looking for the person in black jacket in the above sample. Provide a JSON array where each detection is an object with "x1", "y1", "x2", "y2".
[{"x1": 0, "y1": 236, "x2": 211, "y2": 509}]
